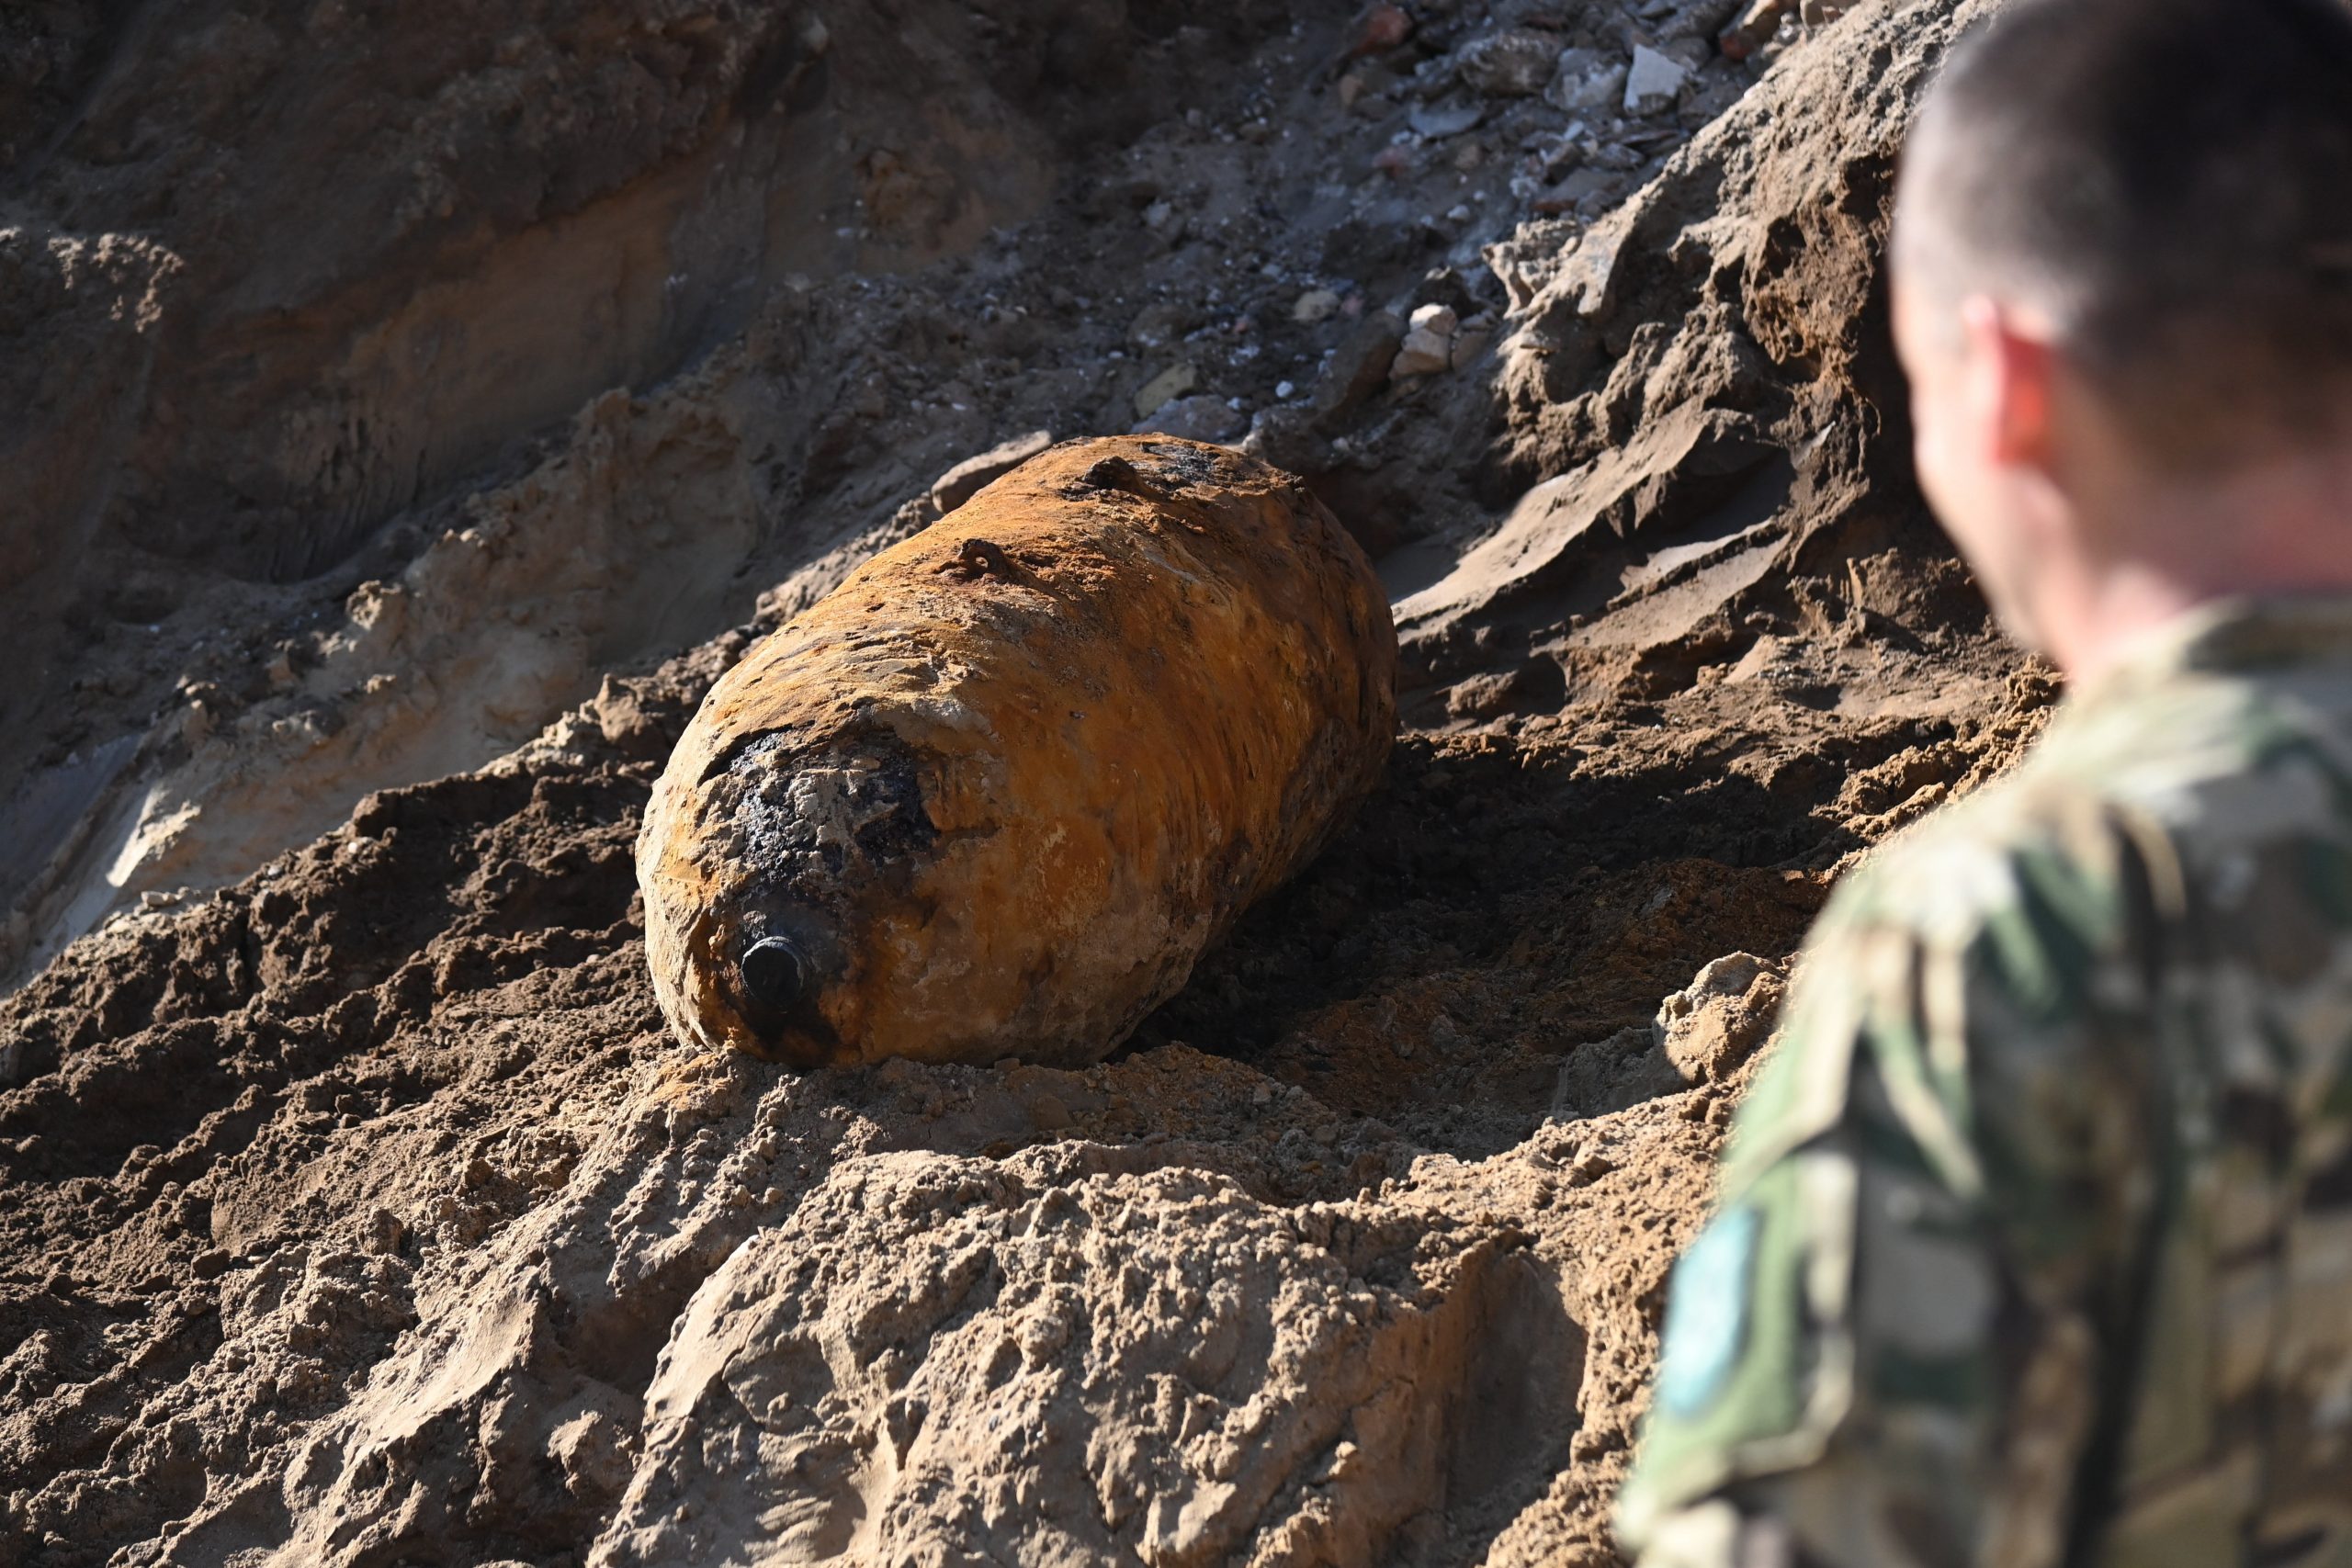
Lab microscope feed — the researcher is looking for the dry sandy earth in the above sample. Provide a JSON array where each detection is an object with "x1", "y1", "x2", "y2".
[{"x1": 0, "y1": 2, "x2": 2038, "y2": 1564}]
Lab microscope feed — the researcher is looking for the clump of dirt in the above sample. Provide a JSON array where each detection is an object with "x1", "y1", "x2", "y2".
[{"x1": 0, "y1": 2, "x2": 2038, "y2": 1565}]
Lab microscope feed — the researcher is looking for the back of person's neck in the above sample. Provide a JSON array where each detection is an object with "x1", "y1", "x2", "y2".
[{"x1": 2048, "y1": 444, "x2": 2352, "y2": 685}]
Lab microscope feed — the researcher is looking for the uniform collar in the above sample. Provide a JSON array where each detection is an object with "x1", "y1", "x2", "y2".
[{"x1": 2074, "y1": 594, "x2": 2352, "y2": 703}]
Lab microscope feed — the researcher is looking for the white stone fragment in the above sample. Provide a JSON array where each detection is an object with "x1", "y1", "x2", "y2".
[
  {"x1": 1624, "y1": 44, "x2": 1689, "y2": 116},
  {"x1": 1389, "y1": 303, "x2": 1459, "y2": 378}
]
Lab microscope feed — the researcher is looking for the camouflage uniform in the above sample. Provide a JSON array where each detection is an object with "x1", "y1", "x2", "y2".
[{"x1": 1618, "y1": 598, "x2": 2352, "y2": 1568}]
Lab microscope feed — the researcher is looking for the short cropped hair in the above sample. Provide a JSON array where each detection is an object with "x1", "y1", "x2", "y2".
[{"x1": 1894, "y1": 0, "x2": 2352, "y2": 468}]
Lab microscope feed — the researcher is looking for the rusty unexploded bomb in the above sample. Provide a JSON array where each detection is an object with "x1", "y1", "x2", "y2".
[{"x1": 636, "y1": 435, "x2": 1397, "y2": 1067}]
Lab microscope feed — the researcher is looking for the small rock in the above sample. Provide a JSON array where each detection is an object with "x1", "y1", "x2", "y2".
[
  {"x1": 1546, "y1": 48, "x2": 1627, "y2": 114},
  {"x1": 1662, "y1": 35, "x2": 1713, "y2": 72},
  {"x1": 1144, "y1": 1484, "x2": 1238, "y2": 1564},
  {"x1": 1458, "y1": 29, "x2": 1563, "y2": 96},
  {"x1": 1388, "y1": 302, "x2": 1458, "y2": 378},
  {"x1": 1720, "y1": 0, "x2": 1794, "y2": 60},
  {"x1": 1408, "y1": 300, "x2": 1459, "y2": 333},
  {"x1": 1347, "y1": 4, "x2": 1414, "y2": 59},
  {"x1": 1313, "y1": 310, "x2": 1407, "y2": 418},
  {"x1": 929, "y1": 430, "x2": 1056, "y2": 515},
  {"x1": 1133, "y1": 363, "x2": 1198, "y2": 419},
  {"x1": 1529, "y1": 126, "x2": 1588, "y2": 179},
  {"x1": 1238, "y1": 405, "x2": 1330, "y2": 474},
  {"x1": 1413, "y1": 265, "x2": 1480, "y2": 318},
  {"x1": 1292, "y1": 288, "x2": 1341, "y2": 324},
  {"x1": 1408, "y1": 100, "x2": 1486, "y2": 141},
  {"x1": 1532, "y1": 165, "x2": 1616, "y2": 217},
  {"x1": 1657, "y1": 953, "x2": 1787, "y2": 1085},
  {"x1": 550, "y1": 1410, "x2": 634, "y2": 1501},
  {"x1": 1568, "y1": 1148, "x2": 1619, "y2": 1186},
  {"x1": 362, "y1": 1208, "x2": 406, "y2": 1256},
  {"x1": 1443, "y1": 655, "x2": 1561, "y2": 718},
  {"x1": 1126, "y1": 298, "x2": 1192, "y2": 350},
  {"x1": 1449, "y1": 311, "x2": 1497, "y2": 371},
  {"x1": 1131, "y1": 394, "x2": 1245, "y2": 444},
  {"x1": 1624, "y1": 45, "x2": 1690, "y2": 116}
]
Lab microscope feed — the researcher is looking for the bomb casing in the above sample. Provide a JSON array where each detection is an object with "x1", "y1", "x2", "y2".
[{"x1": 637, "y1": 435, "x2": 1397, "y2": 1067}]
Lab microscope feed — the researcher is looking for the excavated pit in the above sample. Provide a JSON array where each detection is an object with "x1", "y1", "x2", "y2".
[{"x1": 0, "y1": 2, "x2": 2042, "y2": 1565}]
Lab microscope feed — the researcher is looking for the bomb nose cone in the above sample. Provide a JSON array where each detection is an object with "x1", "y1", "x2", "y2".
[{"x1": 739, "y1": 937, "x2": 809, "y2": 1014}]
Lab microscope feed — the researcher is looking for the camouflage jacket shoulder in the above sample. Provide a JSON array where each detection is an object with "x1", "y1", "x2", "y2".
[{"x1": 1620, "y1": 597, "x2": 2352, "y2": 1568}]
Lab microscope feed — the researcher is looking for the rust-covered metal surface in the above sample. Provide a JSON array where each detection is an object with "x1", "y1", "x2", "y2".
[{"x1": 636, "y1": 435, "x2": 1398, "y2": 1066}]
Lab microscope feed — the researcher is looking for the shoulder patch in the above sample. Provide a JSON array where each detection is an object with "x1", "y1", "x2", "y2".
[
  {"x1": 1657, "y1": 1203, "x2": 1761, "y2": 1419},
  {"x1": 1618, "y1": 1153, "x2": 1858, "y2": 1549}
]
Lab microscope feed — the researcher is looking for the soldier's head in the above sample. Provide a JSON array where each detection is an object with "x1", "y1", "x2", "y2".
[{"x1": 1892, "y1": 0, "x2": 2352, "y2": 671}]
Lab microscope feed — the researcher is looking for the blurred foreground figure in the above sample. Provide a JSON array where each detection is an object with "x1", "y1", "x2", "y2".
[{"x1": 1620, "y1": 2, "x2": 2352, "y2": 1563}]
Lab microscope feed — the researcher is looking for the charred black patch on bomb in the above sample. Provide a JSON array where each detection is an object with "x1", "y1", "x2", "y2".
[
  {"x1": 1133, "y1": 440, "x2": 1226, "y2": 491},
  {"x1": 848, "y1": 752, "x2": 938, "y2": 866},
  {"x1": 693, "y1": 729, "x2": 944, "y2": 1060},
  {"x1": 719, "y1": 730, "x2": 938, "y2": 880}
]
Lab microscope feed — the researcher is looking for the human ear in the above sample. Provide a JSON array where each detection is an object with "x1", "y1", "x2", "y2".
[{"x1": 1961, "y1": 297, "x2": 2057, "y2": 470}]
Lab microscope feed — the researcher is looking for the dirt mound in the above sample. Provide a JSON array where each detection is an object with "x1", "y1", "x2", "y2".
[
  {"x1": 0, "y1": 0, "x2": 1286, "y2": 983},
  {"x1": 0, "y1": 3, "x2": 2039, "y2": 1565}
]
